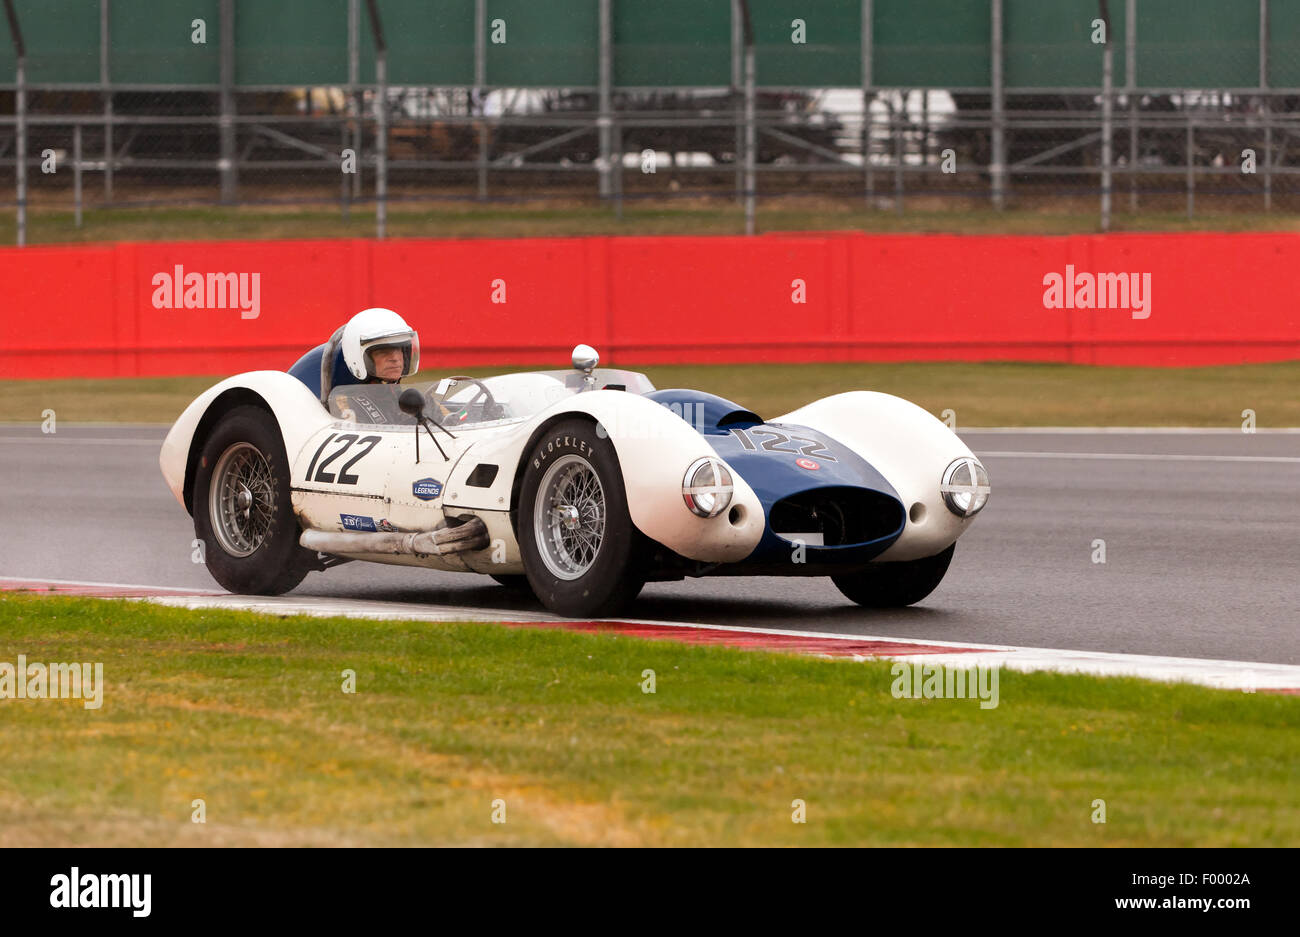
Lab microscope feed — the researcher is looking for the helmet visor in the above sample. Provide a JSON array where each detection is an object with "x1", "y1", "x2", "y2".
[{"x1": 363, "y1": 334, "x2": 419, "y2": 381}]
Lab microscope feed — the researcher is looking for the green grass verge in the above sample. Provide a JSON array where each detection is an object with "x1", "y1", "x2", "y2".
[
  {"x1": 7, "y1": 202, "x2": 1300, "y2": 245},
  {"x1": 3, "y1": 361, "x2": 1297, "y2": 427},
  {"x1": 0, "y1": 593, "x2": 1294, "y2": 846}
]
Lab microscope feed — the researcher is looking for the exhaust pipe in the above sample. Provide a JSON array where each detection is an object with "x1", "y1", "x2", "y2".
[{"x1": 300, "y1": 515, "x2": 489, "y2": 557}]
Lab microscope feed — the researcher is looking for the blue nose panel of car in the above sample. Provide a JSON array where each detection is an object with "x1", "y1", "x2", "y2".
[
  {"x1": 645, "y1": 389, "x2": 907, "y2": 565},
  {"x1": 644, "y1": 389, "x2": 764, "y2": 435}
]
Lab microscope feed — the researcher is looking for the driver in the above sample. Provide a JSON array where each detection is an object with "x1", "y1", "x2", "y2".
[{"x1": 341, "y1": 307, "x2": 420, "y2": 385}]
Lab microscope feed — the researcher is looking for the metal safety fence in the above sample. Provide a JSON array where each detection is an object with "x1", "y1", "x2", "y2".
[{"x1": 4, "y1": 0, "x2": 1300, "y2": 244}]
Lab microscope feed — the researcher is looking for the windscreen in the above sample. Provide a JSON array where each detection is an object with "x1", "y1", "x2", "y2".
[{"x1": 326, "y1": 369, "x2": 654, "y2": 428}]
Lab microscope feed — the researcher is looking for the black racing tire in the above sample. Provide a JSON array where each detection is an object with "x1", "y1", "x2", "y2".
[
  {"x1": 490, "y1": 574, "x2": 532, "y2": 593},
  {"x1": 518, "y1": 419, "x2": 645, "y2": 618},
  {"x1": 193, "y1": 405, "x2": 311, "y2": 596},
  {"x1": 831, "y1": 544, "x2": 955, "y2": 608}
]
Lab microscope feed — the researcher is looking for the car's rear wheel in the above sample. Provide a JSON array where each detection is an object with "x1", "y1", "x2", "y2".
[
  {"x1": 193, "y1": 405, "x2": 311, "y2": 595},
  {"x1": 518, "y1": 419, "x2": 644, "y2": 617},
  {"x1": 831, "y1": 544, "x2": 955, "y2": 608}
]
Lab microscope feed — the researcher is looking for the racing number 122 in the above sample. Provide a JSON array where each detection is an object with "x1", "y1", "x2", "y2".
[
  {"x1": 730, "y1": 428, "x2": 835, "y2": 461},
  {"x1": 304, "y1": 433, "x2": 382, "y2": 485}
]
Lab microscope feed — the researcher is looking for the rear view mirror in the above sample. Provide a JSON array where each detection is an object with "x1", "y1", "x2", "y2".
[
  {"x1": 571, "y1": 343, "x2": 599, "y2": 374},
  {"x1": 398, "y1": 387, "x2": 427, "y2": 419}
]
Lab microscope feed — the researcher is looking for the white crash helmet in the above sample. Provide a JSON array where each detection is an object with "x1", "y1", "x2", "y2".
[{"x1": 340, "y1": 307, "x2": 420, "y2": 382}]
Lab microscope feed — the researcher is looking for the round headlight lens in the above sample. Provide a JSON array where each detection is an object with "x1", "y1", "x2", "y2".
[
  {"x1": 682, "y1": 458, "x2": 733, "y2": 518},
  {"x1": 940, "y1": 458, "x2": 990, "y2": 518}
]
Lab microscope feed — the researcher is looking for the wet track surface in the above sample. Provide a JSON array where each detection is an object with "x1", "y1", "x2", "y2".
[{"x1": 1, "y1": 424, "x2": 1297, "y2": 664}]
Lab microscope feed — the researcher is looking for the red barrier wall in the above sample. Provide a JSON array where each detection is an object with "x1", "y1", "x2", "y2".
[{"x1": 1, "y1": 232, "x2": 1297, "y2": 380}]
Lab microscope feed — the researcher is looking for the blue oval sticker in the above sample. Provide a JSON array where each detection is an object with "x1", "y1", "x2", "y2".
[{"x1": 413, "y1": 478, "x2": 443, "y2": 501}]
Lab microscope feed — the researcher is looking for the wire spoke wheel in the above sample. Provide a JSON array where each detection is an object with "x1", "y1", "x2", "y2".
[
  {"x1": 193, "y1": 406, "x2": 310, "y2": 596},
  {"x1": 534, "y1": 454, "x2": 606, "y2": 580},
  {"x1": 518, "y1": 420, "x2": 645, "y2": 617},
  {"x1": 209, "y1": 441, "x2": 276, "y2": 557}
]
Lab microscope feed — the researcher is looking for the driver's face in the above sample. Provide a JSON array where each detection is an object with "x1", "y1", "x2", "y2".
[{"x1": 371, "y1": 347, "x2": 405, "y2": 381}]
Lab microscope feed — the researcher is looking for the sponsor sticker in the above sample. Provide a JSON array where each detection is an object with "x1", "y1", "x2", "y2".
[
  {"x1": 340, "y1": 513, "x2": 378, "y2": 532},
  {"x1": 796, "y1": 458, "x2": 820, "y2": 471},
  {"x1": 413, "y1": 477, "x2": 444, "y2": 501}
]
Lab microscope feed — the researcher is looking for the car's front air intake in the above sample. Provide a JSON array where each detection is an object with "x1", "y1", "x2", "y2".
[{"x1": 769, "y1": 487, "x2": 904, "y2": 547}]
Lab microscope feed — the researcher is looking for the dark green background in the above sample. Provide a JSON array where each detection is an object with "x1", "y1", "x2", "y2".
[{"x1": 0, "y1": 0, "x2": 1290, "y2": 88}]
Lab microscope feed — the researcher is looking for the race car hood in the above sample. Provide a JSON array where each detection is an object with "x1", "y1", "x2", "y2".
[{"x1": 646, "y1": 389, "x2": 906, "y2": 567}]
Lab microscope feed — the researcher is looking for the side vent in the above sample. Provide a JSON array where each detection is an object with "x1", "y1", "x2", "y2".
[{"x1": 466, "y1": 463, "x2": 500, "y2": 488}]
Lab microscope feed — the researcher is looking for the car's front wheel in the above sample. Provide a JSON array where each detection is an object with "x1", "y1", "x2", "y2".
[
  {"x1": 517, "y1": 419, "x2": 645, "y2": 617},
  {"x1": 193, "y1": 405, "x2": 312, "y2": 595},
  {"x1": 489, "y1": 574, "x2": 532, "y2": 593},
  {"x1": 831, "y1": 544, "x2": 955, "y2": 608}
]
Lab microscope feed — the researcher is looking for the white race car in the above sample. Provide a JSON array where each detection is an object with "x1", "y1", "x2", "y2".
[{"x1": 160, "y1": 344, "x2": 989, "y2": 617}]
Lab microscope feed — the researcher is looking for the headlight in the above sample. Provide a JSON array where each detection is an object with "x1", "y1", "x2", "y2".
[
  {"x1": 940, "y1": 458, "x2": 990, "y2": 518},
  {"x1": 682, "y1": 458, "x2": 733, "y2": 518}
]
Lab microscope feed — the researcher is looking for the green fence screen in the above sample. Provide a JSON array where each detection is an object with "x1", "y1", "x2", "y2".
[{"x1": 0, "y1": 0, "x2": 1293, "y2": 90}]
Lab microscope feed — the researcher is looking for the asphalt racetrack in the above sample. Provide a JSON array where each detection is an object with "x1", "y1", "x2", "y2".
[{"x1": 2, "y1": 425, "x2": 1296, "y2": 665}]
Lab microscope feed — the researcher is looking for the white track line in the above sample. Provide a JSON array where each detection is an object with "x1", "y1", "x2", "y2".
[
  {"x1": 963, "y1": 427, "x2": 1300, "y2": 434},
  {"x1": 0, "y1": 575, "x2": 218, "y2": 594},
  {"x1": 149, "y1": 594, "x2": 566, "y2": 624},
  {"x1": 0, "y1": 436, "x2": 161, "y2": 445},
  {"x1": 848, "y1": 648, "x2": 1300, "y2": 692},
  {"x1": 978, "y1": 450, "x2": 1300, "y2": 464},
  {"x1": 104, "y1": 588, "x2": 1300, "y2": 692},
  {"x1": 0, "y1": 422, "x2": 172, "y2": 429},
  {"x1": 17, "y1": 441, "x2": 1296, "y2": 460},
  {"x1": 3, "y1": 424, "x2": 1298, "y2": 436},
  {"x1": 3, "y1": 423, "x2": 1298, "y2": 433},
  {"x1": 7, "y1": 580, "x2": 1300, "y2": 693}
]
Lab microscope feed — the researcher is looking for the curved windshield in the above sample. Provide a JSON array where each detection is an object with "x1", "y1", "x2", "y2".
[{"x1": 326, "y1": 368, "x2": 655, "y2": 428}]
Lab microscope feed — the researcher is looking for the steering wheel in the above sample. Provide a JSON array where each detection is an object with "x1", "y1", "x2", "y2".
[{"x1": 435, "y1": 376, "x2": 504, "y2": 423}]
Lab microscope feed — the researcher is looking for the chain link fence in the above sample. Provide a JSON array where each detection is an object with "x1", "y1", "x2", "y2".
[{"x1": 4, "y1": 0, "x2": 1300, "y2": 241}]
